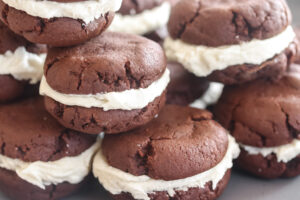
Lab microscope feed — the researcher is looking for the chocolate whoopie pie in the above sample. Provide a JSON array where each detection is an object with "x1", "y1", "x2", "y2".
[
  {"x1": 108, "y1": 0, "x2": 171, "y2": 42},
  {"x1": 164, "y1": 0, "x2": 298, "y2": 85},
  {"x1": 0, "y1": 97, "x2": 99, "y2": 200},
  {"x1": 93, "y1": 105, "x2": 240, "y2": 200},
  {"x1": 0, "y1": 21, "x2": 46, "y2": 103},
  {"x1": 0, "y1": 0, "x2": 122, "y2": 47},
  {"x1": 40, "y1": 32, "x2": 169, "y2": 135},
  {"x1": 214, "y1": 65, "x2": 300, "y2": 178},
  {"x1": 166, "y1": 61, "x2": 209, "y2": 106}
]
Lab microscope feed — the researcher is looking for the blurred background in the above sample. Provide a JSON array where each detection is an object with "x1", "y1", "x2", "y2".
[{"x1": 289, "y1": 0, "x2": 300, "y2": 23}]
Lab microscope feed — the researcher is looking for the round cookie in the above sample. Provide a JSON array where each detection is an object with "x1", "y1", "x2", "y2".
[
  {"x1": 166, "y1": 61, "x2": 209, "y2": 106},
  {"x1": 0, "y1": 97, "x2": 99, "y2": 200},
  {"x1": 0, "y1": 21, "x2": 46, "y2": 103},
  {"x1": 214, "y1": 65, "x2": 300, "y2": 178},
  {"x1": 40, "y1": 32, "x2": 168, "y2": 135},
  {"x1": 0, "y1": 0, "x2": 121, "y2": 47},
  {"x1": 93, "y1": 105, "x2": 240, "y2": 200},
  {"x1": 164, "y1": 0, "x2": 298, "y2": 85},
  {"x1": 108, "y1": 0, "x2": 171, "y2": 42}
]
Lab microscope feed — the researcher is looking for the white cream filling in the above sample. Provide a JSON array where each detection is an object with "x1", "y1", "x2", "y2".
[
  {"x1": 39, "y1": 69, "x2": 170, "y2": 111},
  {"x1": 240, "y1": 139, "x2": 300, "y2": 163},
  {"x1": 93, "y1": 135, "x2": 240, "y2": 200},
  {"x1": 2, "y1": 0, "x2": 122, "y2": 24},
  {"x1": 164, "y1": 26, "x2": 295, "y2": 77},
  {"x1": 189, "y1": 82, "x2": 224, "y2": 109},
  {"x1": 0, "y1": 47, "x2": 46, "y2": 84},
  {"x1": 108, "y1": 2, "x2": 171, "y2": 35},
  {"x1": 0, "y1": 140, "x2": 100, "y2": 189}
]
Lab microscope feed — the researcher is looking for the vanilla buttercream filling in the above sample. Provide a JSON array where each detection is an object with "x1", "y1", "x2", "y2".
[
  {"x1": 108, "y1": 2, "x2": 171, "y2": 35},
  {"x1": 0, "y1": 47, "x2": 46, "y2": 84},
  {"x1": 0, "y1": 140, "x2": 100, "y2": 189},
  {"x1": 39, "y1": 69, "x2": 170, "y2": 111},
  {"x1": 240, "y1": 139, "x2": 300, "y2": 163},
  {"x1": 93, "y1": 135, "x2": 240, "y2": 200},
  {"x1": 2, "y1": 0, "x2": 122, "y2": 24},
  {"x1": 189, "y1": 82, "x2": 224, "y2": 109},
  {"x1": 164, "y1": 26, "x2": 295, "y2": 77}
]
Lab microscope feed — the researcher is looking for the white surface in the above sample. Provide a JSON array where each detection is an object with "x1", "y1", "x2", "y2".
[
  {"x1": 108, "y1": 2, "x2": 171, "y2": 35},
  {"x1": 40, "y1": 69, "x2": 170, "y2": 111},
  {"x1": 164, "y1": 26, "x2": 295, "y2": 77},
  {"x1": 2, "y1": 0, "x2": 122, "y2": 24}
]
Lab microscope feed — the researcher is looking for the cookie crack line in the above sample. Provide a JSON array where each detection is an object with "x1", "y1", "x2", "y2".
[
  {"x1": 279, "y1": 105, "x2": 300, "y2": 140},
  {"x1": 176, "y1": 0, "x2": 201, "y2": 39}
]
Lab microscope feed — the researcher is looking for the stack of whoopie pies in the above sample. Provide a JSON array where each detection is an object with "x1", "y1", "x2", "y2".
[
  {"x1": 0, "y1": 0, "x2": 299, "y2": 200},
  {"x1": 164, "y1": 0, "x2": 300, "y2": 181},
  {"x1": 0, "y1": 0, "x2": 124, "y2": 199}
]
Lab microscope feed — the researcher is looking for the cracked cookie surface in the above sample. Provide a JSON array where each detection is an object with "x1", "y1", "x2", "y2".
[
  {"x1": 0, "y1": 0, "x2": 114, "y2": 47},
  {"x1": 0, "y1": 97, "x2": 96, "y2": 162},
  {"x1": 102, "y1": 105, "x2": 229, "y2": 180},
  {"x1": 45, "y1": 32, "x2": 166, "y2": 94},
  {"x1": 168, "y1": 0, "x2": 291, "y2": 47},
  {"x1": 214, "y1": 64, "x2": 300, "y2": 147}
]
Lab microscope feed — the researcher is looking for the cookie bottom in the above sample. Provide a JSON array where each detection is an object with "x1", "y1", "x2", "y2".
[
  {"x1": 44, "y1": 91, "x2": 166, "y2": 134},
  {"x1": 0, "y1": 167, "x2": 88, "y2": 200},
  {"x1": 112, "y1": 169, "x2": 231, "y2": 200},
  {"x1": 0, "y1": 75, "x2": 38, "y2": 103},
  {"x1": 208, "y1": 40, "x2": 298, "y2": 85},
  {"x1": 236, "y1": 149, "x2": 300, "y2": 179}
]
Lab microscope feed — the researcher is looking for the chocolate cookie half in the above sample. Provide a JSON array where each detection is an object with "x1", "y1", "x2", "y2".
[
  {"x1": 0, "y1": 21, "x2": 46, "y2": 103},
  {"x1": 93, "y1": 105, "x2": 240, "y2": 200},
  {"x1": 108, "y1": 0, "x2": 171, "y2": 42},
  {"x1": 214, "y1": 65, "x2": 300, "y2": 178},
  {"x1": 0, "y1": 0, "x2": 122, "y2": 47},
  {"x1": 164, "y1": 0, "x2": 297, "y2": 85},
  {"x1": 40, "y1": 32, "x2": 169, "y2": 134},
  {"x1": 0, "y1": 97, "x2": 99, "y2": 200}
]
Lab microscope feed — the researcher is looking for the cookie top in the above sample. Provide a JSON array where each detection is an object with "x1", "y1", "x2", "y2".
[
  {"x1": 168, "y1": 0, "x2": 291, "y2": 47},
  {"x1": 102, "y1": 105, "x2": 228, "y2": 181},
  {"x1": 214, "y1": 65, "x2": 300, "y2": 148},
  {"x1": 0, "y1": 21, "x2": 46, "y2": 55},
  {"x1": 118, "y1": 0, "x2": 164, "y2": 15},
  {"x1": 45, "y1": 32, "x2": 166, "y2": 95},
  {"x1": 0, "y1": 97, "x2": 96, "y2": 162}
]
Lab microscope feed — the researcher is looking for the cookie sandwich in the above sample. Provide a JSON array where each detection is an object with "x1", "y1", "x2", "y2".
[
  {"x1": 164, "y1": 0, "x2": 297, "y2": 84},
  {"x1": 0, "y1": 0, "x2": 122, "y2": 47},
  {"x1": 40, "y1": 32, "x2": 169, "y2": 134},
  {"x1": 0, "y1": 97, "x2": 99, "y2": 200},
  {"x1": 0, "y1": 21, "x2": 46, "y2": 103},
  {"x1": 93, "y1": 105, "x2": 240, "y2": 200},
  {"x1": 214, "y1": 66, "x2": 300, "y2": 178}
]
